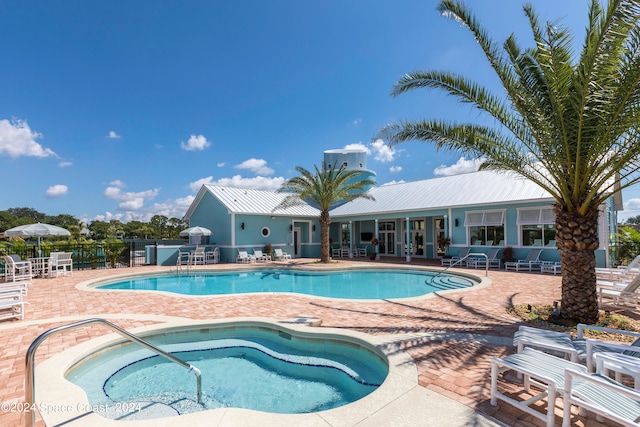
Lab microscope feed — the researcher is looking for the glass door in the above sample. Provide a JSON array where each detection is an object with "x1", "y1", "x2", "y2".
[
  {"x1": 378, "y1": 221, "x2": 396, "y2": 255},
  {"x1": 434, "y1": 217, "x2": 446, "y2": 258}
]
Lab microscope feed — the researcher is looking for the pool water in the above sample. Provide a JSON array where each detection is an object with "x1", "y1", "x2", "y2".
[
  {"x1": 66, "y1": 324, "x2": 388, "y2": 419},
  {"x1": 97, "y1": 269, "x2": 476, "y2": 299}
]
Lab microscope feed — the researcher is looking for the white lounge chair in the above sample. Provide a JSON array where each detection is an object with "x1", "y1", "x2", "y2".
[
  {"x1": 466, "y1": 248, "x2": 500, "y2": 269},
  {"x1": 274, "y1": 248, "x2": 291, "y2": 260},
  {"x1": 236, "y1": 250, "x2": 254, "y2": 263},
  {"x1": 596, "y1": 254, "x2": 640, "y2": 281},
  {"x1": 504, "y1": 248, "x2": 544, "y2": 271},
  {"x1": 491, "y1": 347, "x2": 588, "y2": 427},
  {"x1": 50, "y1": 252, "x2": 73, "y2": 277},
  {"x1": 563, "y1": 367, "x2": 640, "y2": 427},
  {"x1": 598, "y1": 275, "x2": 640, "y2": 311},
  {"x1": 3, "y1": 255, "x2": 32, "y2": 282},
  {"x1": 513, "y1": 324, "x2": 640, "y2": 372},
  {"x1": 0, "y1": 290, "x2": 28, "y2": 320},
  {"x1": 253, "y1": 250, "x2": 270, "y2": 262},
  {"x1": 441, "y1": 247, "x2": 470, "y2": 267}
]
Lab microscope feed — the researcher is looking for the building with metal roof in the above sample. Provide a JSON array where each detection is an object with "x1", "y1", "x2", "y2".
[{"x1": 166, "y1": 153, "x2": 617, "y2": 267}]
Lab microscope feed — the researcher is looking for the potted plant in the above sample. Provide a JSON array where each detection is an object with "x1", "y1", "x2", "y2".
[
  {"x1": 501, "y1": 246, "x2": 516, "y2": 264},
  {"x1": 437, "y1": 236, "x2": 451, "y2": 256},
  {"x1": 263, "y1": 243, "x2": 274, "y2": 260},
  {"x1": 368, "y1": 237, "x2": 379, "y2": 260}
]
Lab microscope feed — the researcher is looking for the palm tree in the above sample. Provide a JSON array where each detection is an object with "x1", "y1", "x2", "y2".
[
  {"x1": 276, "y1": 163, "x2": 375, "y2": 263},
  {"x1": 377, "y1": 0, "x2": 640, "y2": 323}
]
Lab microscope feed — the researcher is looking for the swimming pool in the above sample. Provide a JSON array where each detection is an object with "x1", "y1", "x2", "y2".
[
  {"x1": 65, "y1": 322, "x2": 388, "y2": 419},
  {"x1": 94, "y1": 268, "x2": 477, "y2": 299}
]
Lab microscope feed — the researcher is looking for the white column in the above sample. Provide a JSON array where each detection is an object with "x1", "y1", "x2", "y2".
[
  {"x1": 406, "y1": 217, "x2": 411, "y2": 263},
  {"x1": 349, "y1": 221, "x2": 353, "y2": 258},
  {"x1": 374, "y1": 219, "x2": 379, "y2": 260}
]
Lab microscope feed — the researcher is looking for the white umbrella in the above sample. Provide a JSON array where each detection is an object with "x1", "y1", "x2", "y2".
[
  {"x1": 5, "y1": 222, "x2": 71, "y2": 255},
  {"x1": 179, "y1": 226, "x2": 212, "y2": 237},
  {"x1": 179, "y1": 226, "x2": 212, "y2": 246}
]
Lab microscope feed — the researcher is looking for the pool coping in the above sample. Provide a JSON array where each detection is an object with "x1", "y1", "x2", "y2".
[
  {"x1": 35, "y1": 317, "x2": 423, "y2": 427},
  {"x1": 75, "y1": 264, "x2": 490, "y2": 303}
]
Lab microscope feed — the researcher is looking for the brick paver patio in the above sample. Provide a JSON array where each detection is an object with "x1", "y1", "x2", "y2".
[{"x1": 0, "y1": 258, "x2": 627, "y2": 426}]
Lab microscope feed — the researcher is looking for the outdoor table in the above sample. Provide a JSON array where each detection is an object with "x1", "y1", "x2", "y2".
[{"x1": 29, "y1": 257, "x2": 51, "y2": 278}]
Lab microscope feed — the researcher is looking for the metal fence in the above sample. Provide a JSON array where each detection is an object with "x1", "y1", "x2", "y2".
[{"x1": 0, "y1": 240, "x2": 157, "y2": 273}]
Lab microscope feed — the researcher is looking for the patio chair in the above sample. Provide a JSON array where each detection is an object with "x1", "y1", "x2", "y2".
[
  {"x1": 563, "y1": 367, "x2": 640, "y2": 427},
  {"x1": 190, "y1": 247, "x2": 206, "y2": 265},
  {"x1": 176, "y1": 250, "x2": 191, "y2": 266},
  {"x1": 236, "y1": 250, "x2": 254, "y2": 264},
  {"x1": 504, "y1": 248, "x2": 544, "y2": 272},
  {"x1": 596, "y1": 254, "x2": 640, "y2": 281},
  {"x1": 49, "y1": 252, "x2": 73, "y2": 277},
  {"x1": 253, "y1": 250, "x2": 270, "y2": 262},
  {"x1": 466, "y1": 248, "x2": 500, "y2": 269},
  {"x1": 274, "y1": 248, "x2": 291, "y2": 260},
  {"x1": 2, "y1": 255, "x2": 32, "y2": 282},
  {"x1": 331, "y1": 246, "x2": 341, "y2": 258},
  {"x1": 441, "y1": 247, "x2": 470, "y2": 267}
]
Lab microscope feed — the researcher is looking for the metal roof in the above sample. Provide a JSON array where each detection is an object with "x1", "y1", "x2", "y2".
[
  {"x1": 204, "y1": 185, "x2": 321, "y2": 217},
  {"x1": 330, "y1": 170, "x2": 554, "y2": 217}
]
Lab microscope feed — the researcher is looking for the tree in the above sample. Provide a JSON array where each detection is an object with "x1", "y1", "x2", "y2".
[
  {"x1": 275, "y1": 163, "x2": 375, "y2": 263},
  {"x1": 149, "y1": 215, "x2": 169, "y2": 239},
  {"x1": 377, "y1": 0, "x2": 640, "y2": 323}
]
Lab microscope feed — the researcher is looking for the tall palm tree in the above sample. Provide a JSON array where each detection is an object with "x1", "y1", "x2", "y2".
[
  {"x1": 276, "y1": 163, "x2": 375, "y2": 263},
  {"x1": 378, "y1": 0, "x2": 640, "y2": 323}
]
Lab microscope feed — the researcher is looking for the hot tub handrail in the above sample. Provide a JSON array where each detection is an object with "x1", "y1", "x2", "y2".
[{"x1": 25, "y1": 317, "x2": 202, "y2": 427}]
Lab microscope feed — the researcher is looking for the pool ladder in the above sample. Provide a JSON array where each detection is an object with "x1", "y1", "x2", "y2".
[
  {"x1": 25, "y1": 318, "x2": 202, "y2": 427},
  {"x1": 434, "y1": 252, "x2": 489, "y2": 279}
]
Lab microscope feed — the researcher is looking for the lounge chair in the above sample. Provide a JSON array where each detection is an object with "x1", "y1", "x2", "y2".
[
  {"x1": 598, "y1": 274, "x2": 640, "y2": 311},
  {"x1": 441, "y1": 247, "x2": 470, "y2": 267},
  {"x1": 504, "y1": 248, "x2": 543, "y2": 271},
  {"x1": 563, "y1": 366, "x2": 640, "y2": 427},
  {"x1": 491, "y1": 347, "x2": 588, "y2": 427},
  {"x1": 236, "y1": 250, "x2": 254, "y2": 264},
  {"x1": 0, "y1": 290, "x2": 28, "y2": 320},
  {"x1": 274, "y1": 248, "x2": 291, "y2": 260},
  {"x1": 253, "y1": 250, "x2": 270, "y2": 262},
  {"x1": 2, "y1": 255, "x2": 32, "y2": 282},
  {"x1": 206, "y1": 247, "x2": 220, "y2": 264},
  {"x1": 49, "y1": 252, "x2": 73, "y2": 277},
  {"x1": 466, "y1": 248, "x2": 500, "y2": 269},
  {"x1": 513, "y1": 324, "x2": 640, "y2": 372},
  {"x1": 596, "y1": 254, "x2": 640, "y2": 281},
  {"x1": 540, "y1": 262, "x2": 561, "y2": 275}
]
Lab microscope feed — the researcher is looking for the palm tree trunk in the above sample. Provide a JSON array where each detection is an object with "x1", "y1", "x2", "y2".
[
  {"x1": 319, "y1": 210, "x2": 331, "y2": 263},
  {"x1": 555, "y1": 208, "x2": 599, "y2": 324}
]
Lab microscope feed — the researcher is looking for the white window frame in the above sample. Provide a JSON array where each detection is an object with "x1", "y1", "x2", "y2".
[
  {"x1": 517, "y1": 207, "x2": 556, "y2": 246},
  {"x1": 464, "y1": 209, "x2": 505, "y2": 245}
]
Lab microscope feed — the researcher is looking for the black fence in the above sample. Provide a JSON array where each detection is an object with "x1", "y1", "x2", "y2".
[{"x1": 0, "y1": 240, "x2": 157, "y2": 272}]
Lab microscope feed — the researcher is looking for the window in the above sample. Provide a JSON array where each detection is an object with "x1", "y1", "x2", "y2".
[
  {"x1": 464, "y1": 210, "x2": 505, "y2": 245},
  {"x1": 340, "y1": 223, "x2": 351, "y2": 246},
  {"x1": 261, "y1": 227, "x2": 270, "y2": 238},
  {"x1": 517, "y1": 207, "x2": 556, "y2": 246}
]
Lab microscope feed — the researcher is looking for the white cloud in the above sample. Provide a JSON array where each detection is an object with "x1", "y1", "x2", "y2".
[
  {"x1": 212, "y1": 175, "x2": 285, "y2": 191},
  {"x1": 234, "y1": 158, "x2": 274, "y2": 175},
  {"x1": 434, "y1": 157, "x2": 485, "y2": 176},
  {"x1": 189, "y1": 176, "x2": 215, "y2": 192},
  {"x1": 0, "y1": 119, "x2": 56, "y2": 158},
  {"x1": 390, "y1": 165, "x2": 402, "y2": 173},
  {"x1": 92, "y1": 194, "x2": 195, "y2": 223},
  {"x1": 107, "y1": 130, "x2": 121, "y2": 139},
  {"x1": 217, "y1": 162, "x2": 225, "y2": 167},
  {"x1": 352, "y1": 118, "x2": 362, "y2": 126},
  {"x1": 180, "y1": 134, "x2": 211, "y2": 151},
  {"x1": 624, "y1": 198, "x2": 640, "y2": 212},
  {"x1": 46, "y1": 184, "x2": 68, "y2": 198},
  {"x1": 371, "y1": 139, "x2": 395, "y2": 162},
  {"x1": 103, "y1": 181, "x2": 160, "y2": 212},
  {"x1": 344, "y1": 143, "x2": 370, "y2": 154},
  {"x1": 59, "y1": 161, "x2": 72, "y2": 167}
]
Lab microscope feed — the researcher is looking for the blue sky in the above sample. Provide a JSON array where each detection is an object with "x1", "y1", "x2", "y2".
[{"x1": 2, "y1": 0, "x2": 638, "y2": 224}]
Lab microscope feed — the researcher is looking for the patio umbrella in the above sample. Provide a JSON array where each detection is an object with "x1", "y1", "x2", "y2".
[
  {"x1": 4, "y1": 222, "x2": 71, "y2": 255},
  {"x1": 179, "y1": 226, "x2": 212, "y2": 237}
]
